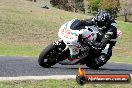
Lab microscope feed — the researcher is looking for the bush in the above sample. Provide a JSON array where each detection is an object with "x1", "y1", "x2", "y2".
[
  {"x1": 50, "y1": 0, "x2": 85, "y2": 13},
  {"x1": 88, "y1": 0, "x2": 101, "y2": 12},
  {"x1": 99, "y1": 0, "x2": 120, "y2": 19},
  {"x1": 87, "y1": 0, "x2": 120, "y2": 19}
]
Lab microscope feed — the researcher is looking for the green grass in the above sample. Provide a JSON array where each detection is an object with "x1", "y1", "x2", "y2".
[
  {"x1": 110, "y1": 57, "x2": 132, "y2": 64},
  {"x1": 0, "y1": 0, "x2": 89, "y2": 57},
  {"x1": 0, "y1": 79, "x2": 131, "y2": 88},
  {"x1": 0, "y1": 43, "x2": 40, "y2": 57},
  {"x1": 109, "y1": 21, "x2": 132, "y2": 63},
  {"x1": 0, "y1": 0, "x2": 132, "y2": 64}
]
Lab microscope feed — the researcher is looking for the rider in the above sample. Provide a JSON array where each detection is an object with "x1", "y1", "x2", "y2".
[{"x1": 78, "y1": 11, "x2": 117, "y2": 62}]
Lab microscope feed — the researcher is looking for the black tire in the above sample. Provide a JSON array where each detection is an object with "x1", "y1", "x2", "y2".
[
  {"x1": 86, "y1": 51, "x2": 112, "y2": 69},
  {"x1": 76, "y1": 76, "x2": 87, "y2": 85},
  {"x1": 38, "y1": 43, "x2": 59, "y2": 68}
]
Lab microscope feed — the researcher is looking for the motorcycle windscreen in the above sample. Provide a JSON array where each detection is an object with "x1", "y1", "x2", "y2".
[{"x1": 70, "y1": 19, "x2": 81, "y2": 30}]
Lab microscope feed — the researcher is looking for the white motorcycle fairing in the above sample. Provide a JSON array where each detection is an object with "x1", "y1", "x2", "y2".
[
  {"x1": 58, "y1": 19, "x2": 122, "y2": 65},
  {"x1": 58, "y1": 19, "x2": 98, "y2": 65}
]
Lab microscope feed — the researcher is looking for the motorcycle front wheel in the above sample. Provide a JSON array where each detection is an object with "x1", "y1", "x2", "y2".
[{"x1": 38, "y1": 43, "x2": 60, "y2": 68}]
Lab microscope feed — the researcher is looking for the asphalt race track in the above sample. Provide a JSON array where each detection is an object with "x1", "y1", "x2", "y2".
[{"x1": 0, "y1": 56, "x2": 132, "y2": 77}]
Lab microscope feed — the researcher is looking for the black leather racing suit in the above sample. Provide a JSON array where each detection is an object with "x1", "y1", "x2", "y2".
[{"x1": 78, "y1": 18, "x2": 117, "y2": 56}]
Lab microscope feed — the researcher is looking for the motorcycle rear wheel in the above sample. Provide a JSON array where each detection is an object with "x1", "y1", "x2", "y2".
[{"x1": 86, "y1": 51, "x2": 112, "y2": 69}]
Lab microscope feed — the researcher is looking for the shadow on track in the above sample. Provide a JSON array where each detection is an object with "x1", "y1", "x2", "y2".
[{"x1": 51, "y1": 65, "x2": 132, "y2": 74}]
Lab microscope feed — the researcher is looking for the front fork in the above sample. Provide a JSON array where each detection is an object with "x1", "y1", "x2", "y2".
[{"x1": 53, "y1": 40, "x2": 81, "y2": 59}]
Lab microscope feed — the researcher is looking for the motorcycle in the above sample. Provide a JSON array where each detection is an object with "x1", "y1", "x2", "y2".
[{"x1": 38, "y1": 19, "x2": 121, "y2": 69}]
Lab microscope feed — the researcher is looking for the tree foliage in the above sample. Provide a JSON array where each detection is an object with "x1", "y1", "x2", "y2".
[
  {"x1": 88, "y1": 0, "x2": 101, "y2": 12},
  {"x1": 50, "y1": 0, "x2": 120, "y2": 19},
  {"x1": 87, "y1": 0, "x2": 120, "y2": 19},
  {"x1": 50, "y1": 0, "x2": 85, "y2": 13},
  {"x1": 99, "y1": 0, "x2": 120, "y2": 19},
  {"x1": 120, "y1": 0, "x2": 132, "y2": 22},
  {"x1": 74, "y1": 0, "x2": 85, "y2": 13}
]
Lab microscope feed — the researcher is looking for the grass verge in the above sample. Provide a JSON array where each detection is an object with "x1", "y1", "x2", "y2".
[{"x1": 0, "y1": 79, "x2": 131, "y2": 88}]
